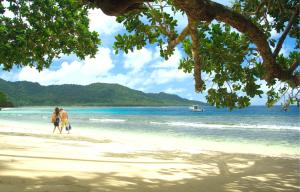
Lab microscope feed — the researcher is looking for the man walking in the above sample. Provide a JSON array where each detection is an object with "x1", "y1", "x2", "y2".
[{"x1": 59, "y1": 108, "x2": 70, "y2": 134}]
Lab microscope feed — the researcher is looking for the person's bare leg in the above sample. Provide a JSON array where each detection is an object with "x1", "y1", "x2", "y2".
[{"x1": 53, "y1": 126, "x2": 57, "y2": 133}]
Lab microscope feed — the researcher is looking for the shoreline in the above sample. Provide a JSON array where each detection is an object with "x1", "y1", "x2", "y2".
[
  {"x1": 0, "y1": 119, "x2": 299, "y2": 158},
  {"x1": 1, "y1": 118, "x2": 300, "y2": 158},
  {"x1": 0, "y1": 124, "x2": 299, "y2": 191}
]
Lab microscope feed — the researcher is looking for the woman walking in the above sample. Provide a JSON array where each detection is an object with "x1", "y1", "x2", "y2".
[{"x1": 51, "y1": 107, "x2": 61, "y2": 134}]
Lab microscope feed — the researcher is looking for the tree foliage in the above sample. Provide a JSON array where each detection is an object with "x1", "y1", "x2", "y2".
[
  {"x1": 0, "y1": 0, "x2": 299, "y2": 109},
  {"x1": 0, "y1": 0, "x2": 100, "y2": 71}
]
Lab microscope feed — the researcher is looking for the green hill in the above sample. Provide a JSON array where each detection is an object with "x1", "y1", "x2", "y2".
[{"x1": 0, "y1": 79, "x2": 205, "y2": 106}]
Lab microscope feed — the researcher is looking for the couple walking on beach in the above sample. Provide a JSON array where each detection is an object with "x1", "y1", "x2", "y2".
[{"x1": 51, "y1": 107, "x2": 71, "y2": 134}]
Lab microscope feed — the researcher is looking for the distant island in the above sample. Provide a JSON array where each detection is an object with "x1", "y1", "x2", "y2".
[{"x1": 0, "y1": 79, "x2": 205, "y2": 107}]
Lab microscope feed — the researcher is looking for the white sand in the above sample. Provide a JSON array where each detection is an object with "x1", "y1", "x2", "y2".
[{"x1": 0, "y1": 123, "x2": 299, "y2": 192}]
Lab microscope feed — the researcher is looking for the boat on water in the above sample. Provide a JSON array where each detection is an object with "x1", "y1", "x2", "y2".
[{"x1": 189, "y1": 105, "x2": 204, "y2": 112}]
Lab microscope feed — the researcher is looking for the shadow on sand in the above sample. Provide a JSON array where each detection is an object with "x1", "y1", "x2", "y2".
[{"x1": 0, "y1": 152, "x2": 299, "y2": 192}]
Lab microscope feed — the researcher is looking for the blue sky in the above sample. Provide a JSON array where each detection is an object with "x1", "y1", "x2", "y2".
[{"x1": 0, "y1": 0, "x2": 296, "y2": 105}]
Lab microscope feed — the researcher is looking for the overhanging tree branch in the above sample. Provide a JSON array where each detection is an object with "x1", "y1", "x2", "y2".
[
  {"x1": 166, "y1": 25, "x2": 189, "y2": 52},
  {"x1": 273, "y1": 4, "x2": 299, "y2": 57},
  {"x1": 188, "y1": 17, "x2": 203, "y2": 92},
  {"x1": 86, "y1": 0, "x2": 154, "y2": 16},
  {"x1": 288, "y1": 55, "x2": 300, "y2": 74},
  {"x1": 172, "y1": 0, "x2": 299, "y2": 87}
]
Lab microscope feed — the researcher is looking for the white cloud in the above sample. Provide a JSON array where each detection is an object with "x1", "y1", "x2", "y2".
[
  {"x1": 88, "y1": 9, "x2": 122, "y2": 35},
  {"x1": 12, "y1": 46, "x2": 190, "y2": 91},
  {"x1": 165, "y1": 87, "x2": 185, "y2": 94},
  {"x1": 123, "y1": 48, "x2": 154, "y2": 73},
  {"x1": 152, "y1": 48, "x2": 181, "y2": 69},
  {"x1": 99, "y1": 72, "x2": 147, "y2": 90},
  {"x1": 88, "y1": 46, "x2": 189, "y2": 90},
  {"x1": 0, "y1": 70, "x2": 19, "y2": 82},
  {"x1": 270, "y1": 43, "x2": 291, "y2": 57},
  {"x1": 270, "y1": 29, "x2": 280, "y2": 39},
  {"x1": 268, "y1": 15, "x2": 281, "y2": 40},
  {"x1": 145, "y1": 47, "x2": 190, "y2": 85},
  {"x1": 146, "y1": 68, "x2": 190, "y2": 85},
  {"x1": 17, "y1": 48, "x2": 114, "y2": 85},
  {"x1": 4, "y1": 9, "x2": 14, "y2": 18},
  {"x1": 2, "y1": 1, "x2": 14, "y2": 18}
]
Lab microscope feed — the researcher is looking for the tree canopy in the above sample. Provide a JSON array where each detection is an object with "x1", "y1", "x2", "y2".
[
  {"x1": 0, "y1": 0, "x2": 100, "y2": 70},
  {"x1": 0, "y1": 0, "x2": 299, "y2": 109}
]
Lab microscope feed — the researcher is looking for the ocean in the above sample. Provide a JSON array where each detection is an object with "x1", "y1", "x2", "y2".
[{"x1": 0, "y1": 106, "x2": 299, "y2": 157}]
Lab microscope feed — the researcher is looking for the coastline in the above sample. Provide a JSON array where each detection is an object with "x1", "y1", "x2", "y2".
[
  {"x1": 0, "y1": 123, "x2": 299, "y2": 191},
  {"x1": 0, "y1": 117, "x2": 299, "y2": 158}
]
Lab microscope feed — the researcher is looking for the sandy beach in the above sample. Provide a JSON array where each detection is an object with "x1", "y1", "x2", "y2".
[
  {"x1": 0, "y1": 122, "x2": 299, "y2": 192},
  {"x1": 0, "y1": 0, "x2": 299, "y2": 190}
]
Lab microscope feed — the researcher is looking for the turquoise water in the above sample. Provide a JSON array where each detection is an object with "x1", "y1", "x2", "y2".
[{"x1": 1, "y1": 106, "x2": 299, "y2": 155}]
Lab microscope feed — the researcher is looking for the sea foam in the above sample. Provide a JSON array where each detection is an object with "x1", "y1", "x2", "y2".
[
  {"x1": 89, "y1": 118, "x2": 126, "y2": 123},
  {"x1": 150, "y1": 121, "x2": 300, "y2": 131}
]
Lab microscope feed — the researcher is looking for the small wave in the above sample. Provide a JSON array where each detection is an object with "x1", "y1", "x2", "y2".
[
  {"x1": 0, "y1": 108, "x2": 13, "y2": 111},
  {"x1": 89, "y1": 118, "x2": 126, "y2": 123},
  {"x1": 149, "y1": 121, "x2": 300, "y2": 131}
]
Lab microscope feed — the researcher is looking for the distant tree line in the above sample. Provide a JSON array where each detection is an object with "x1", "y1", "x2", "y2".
[{"x1": 0, "y1": 91, "x2": 14, "y2": 107}]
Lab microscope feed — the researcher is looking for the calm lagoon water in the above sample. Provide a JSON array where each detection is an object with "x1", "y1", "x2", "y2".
[{"x1": 1, "y1": 106, "x2": 299, "y2": 156}]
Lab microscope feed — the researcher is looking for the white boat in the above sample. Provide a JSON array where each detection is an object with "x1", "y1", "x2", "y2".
[{"x1": 189, "y1": 105, "x2": 203, "y2": 112}]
